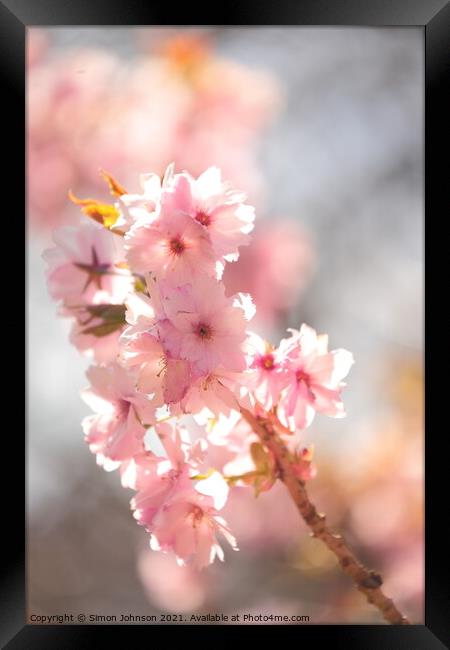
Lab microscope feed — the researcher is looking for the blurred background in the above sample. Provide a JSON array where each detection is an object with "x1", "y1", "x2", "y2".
[{"x1": 27, "y1": 27, "x2": 424, "y2": 623}]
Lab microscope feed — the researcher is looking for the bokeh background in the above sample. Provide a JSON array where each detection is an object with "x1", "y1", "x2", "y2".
[{"x1": 27, "y1": 27, "x2": 424, "y2": 623}]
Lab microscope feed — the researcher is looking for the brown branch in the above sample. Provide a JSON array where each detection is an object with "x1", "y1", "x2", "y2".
[{"x1": 240, "y1": 406, "x2": 410, "y2": 625}]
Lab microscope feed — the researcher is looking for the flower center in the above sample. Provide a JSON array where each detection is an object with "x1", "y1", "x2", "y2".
[
  {"x1": 193, "y1": 505, "x2": 203, "y2": 519},
  {"x1": 195, "y1": 322, "x2": 213, "y2": 340},
  {"x1": 295, "y1": 369, "x2": 310, "y2": 384},
  {"x1": 260, "y1": 353, "x2": 275, "y2": 371},
  {"x1": 195, "y1": 211, "x2": 211, "y2": 227},
  {"x1": 169, "y1": 236, "x2": 186, "y2": 255},
  {"x1": 167, "y1": 468, "x2": 180, "y2": 482},
  {"x1": 189, "y1": 505, "x2": 205, "y2": 527}
]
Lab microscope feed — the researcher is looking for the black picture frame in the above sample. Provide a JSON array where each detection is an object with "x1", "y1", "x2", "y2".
[{"x1": 5, "y1": 0, "x2": 447, "y2": 646}]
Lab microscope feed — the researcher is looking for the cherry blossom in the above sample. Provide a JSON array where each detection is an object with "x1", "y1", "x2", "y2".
[
  {"x1": 68, "y1": 315, "x2": 124, "y2": 364},
  {"x1": 245, "y1": 331, "x2": 289, "y2": 409},
  {"x1": 130, "y1": 423, "x2": 235, "y2": 568},
  {"x1": 43, "y1": 220, "x2": 132, "y2": 308},
  {"x1": 160, "y1": 167, "x2": 255, "y2": 263},
  {"x1": 180, "y1": 370, "x2": 243, "y2": 418},
  {"x1": 149, "y1": 475, "x2": 237, "y2": 569},
  {"x1": 158, "y1": 276, "x2": 252, "y2": 375},
  {"x1": 277, "y1": 324, "x2": 354, "y2": 430},
  {"x1": 125, "y1": 211, "x2": 217, "y2": 282},
  {"x1": 81, "y1": 363, "x2": 155, "y2": 469},
  {"x1": 45, "y1": 163, "x2": 353, "y2": 570},
  {"x1": 117, "y1": 164, "x2": 174, "y2": 229},
  {"x1": 120, "y1": 290, "x2": 191, "y2": 405}
]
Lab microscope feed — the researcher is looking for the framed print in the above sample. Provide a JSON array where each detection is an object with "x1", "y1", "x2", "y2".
[{"x1": 3, "y1": 0, "x2": 447, "y2": 646}]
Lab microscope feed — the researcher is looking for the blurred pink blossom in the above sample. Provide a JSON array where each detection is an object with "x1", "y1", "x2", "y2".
[
  {"x1": 27, "y1": 30, "x2": 281, "y2": 231},
  {"x1": 223, "y1": 220, "x2": 315, "y2": 330},
  {"x1": 137, "y1": 547, "x2": 207, "y2": 612}
]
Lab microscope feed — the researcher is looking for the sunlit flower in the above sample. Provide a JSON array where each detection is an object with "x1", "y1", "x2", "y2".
[{"x1": 278, "y1": 324, "x2": 354, "y2": 430}]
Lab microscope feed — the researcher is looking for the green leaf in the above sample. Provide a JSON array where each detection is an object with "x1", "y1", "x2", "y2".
[
  {"x1": 190, "y1": 468, "x2": 216, "y2": 481},
  {"x1": 134, "y1": 277, "x2": 147, "y2": 293},
  {"x1": 84, "y1": 304, "x2": 126, "y2": 321},
  {"x1": 80, "y1": 321, "x2": 124, "y2": 337},
  {"x1": 250, "y1": 442, "x2": 270, "y2": 472}
]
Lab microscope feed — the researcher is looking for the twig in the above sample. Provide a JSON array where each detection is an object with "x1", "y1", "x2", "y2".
[{"x1": 240, "y1": 406, "x2": 410, "y2": 625}]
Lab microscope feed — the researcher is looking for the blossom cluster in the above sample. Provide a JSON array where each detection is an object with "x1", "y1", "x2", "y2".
[
  {"x1": 44, "y1": 164, "x2": 353, "y2": 568},
  {"x1": 30, "y1": 31, "x2": 313, "y2": 333}
]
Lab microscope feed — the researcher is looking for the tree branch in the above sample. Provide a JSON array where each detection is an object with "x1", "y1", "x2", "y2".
[{"x1": 240, "y1": 406, "x2": 410, "y2": 625}]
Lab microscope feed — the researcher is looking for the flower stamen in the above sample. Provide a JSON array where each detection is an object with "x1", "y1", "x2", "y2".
[
  {"x1": 168, "y1": 236, "x2": 186, "y2": 255},
  {"x1": 195, "y1": 322, "x2": 213, "y2": 340},
  {"x1": 195, "y1": 211, "x2": 211, "y2": 227}
]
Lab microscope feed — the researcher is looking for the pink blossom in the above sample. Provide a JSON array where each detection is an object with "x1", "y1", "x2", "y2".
[
  {"x1": 28, "y1": 38, "x2": 280, "y2": 231},
  {"x1": 130, "y1": 422, "x2": 206, "y2": 529},
  {"x1": 278, "y1": 324, "x2": 354, "y2": 430},
  {"x1": 132, "y1": 466, "x2": 191, "y2": 533},
  {"x1": 137, "y1": 548, "x2": 207, "y2": 613},
  {"x1": 204, "y1": 410, "x2": 248, "y2": 448},
  {"x1": 121, "y1": 325, "x2": 177, "y2": 404},
  {"x1": 158, "y1": 277, "x2": 252, "y2": 375},
  {"x1": 190, "y1": 52, "x2": 281, "y2": 137},
  {"x1": 245, "y1": 332, "x2": 288, "y2": 409},
  {"x1": 128, "y1": 421, "x2": 204, "y2": 488},
  {"x1": 117, "y1": 163, "x2": 174, "y2": 229},
  {"x1": 125, "y1": 211, "x2": 217, "y2": 282},
  {"x1": 156, "y1": 421, "x2": 208, "y2": 470},
  {"x1": 129, "y1": 423, "x2": 235, "y2": 568},
  {"x1": 44, "y1": 221, "x2": 132, "y2": 363},
  {"x1": 222, "y1": 220, "x2": 315, "y2": 329},
  {"x1": 160, "y1": 168, "x2": 255, "y2": 262},
  {"x1": 121, "y1": 277, "x2": 252, "y2": 393},
  {"x1": 180, "y1": 370, "x2": 243, "y2": 418},
  {"x1": 120, "y1": 291, "x2": 192, "y2": 405},
  {"x1": 43, "y1": 158, "x2": 357, "y2": 572},
  {"x1": 81, "y1": 363, "x2": 155, "y2": 468},
  {"x1": 121, "y1": 276, "x2": 254, "y2": 409},
  {"x1": 149, "y1": 478, "x2": 237, "y2": 569},
  {"x1": 43, "y1": 220, "x2": 132, "y2": 308},
  {"x1": 28, "y1": 47, "x2": 124, "y2": 229},
  {"x1": 56, "y1": 301, "x2": 127, "y2": 363},
  {"x1": 120, "y1": 450, "x2": 162, "y2": 491},
  {"x1": 222, "y1": 480, "x2": 303, "y2": 550},
  {"x1": 69, "y1": 316, "x2": 123, "y2": 364}
]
